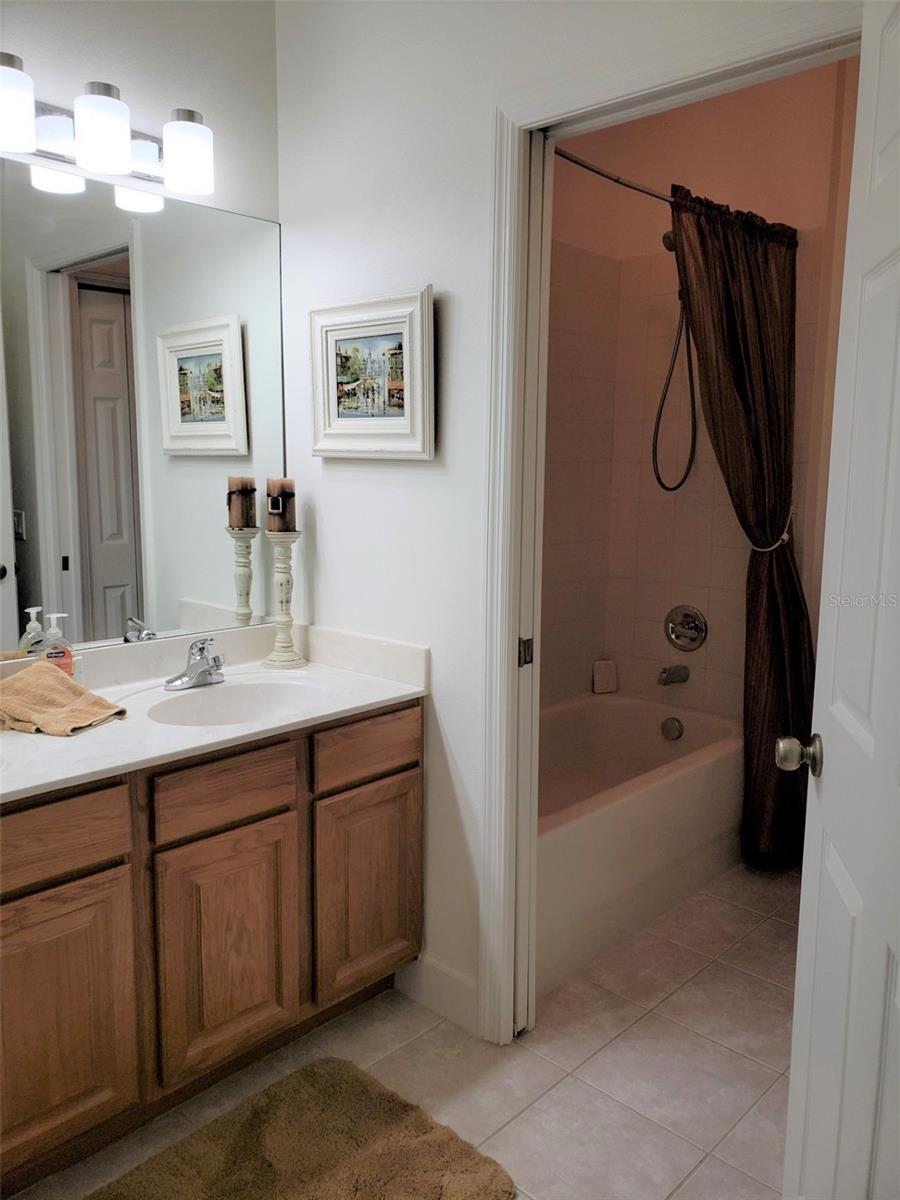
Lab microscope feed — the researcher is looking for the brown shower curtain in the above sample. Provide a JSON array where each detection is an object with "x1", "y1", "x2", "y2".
[{"x1": 670, "y1": 185, "x2": 815, "y2": 867}]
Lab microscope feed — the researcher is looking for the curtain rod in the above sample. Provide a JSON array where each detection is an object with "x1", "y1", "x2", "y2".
[{"x1": 554, "y1": 147, "x2": 672, "y2": 205}]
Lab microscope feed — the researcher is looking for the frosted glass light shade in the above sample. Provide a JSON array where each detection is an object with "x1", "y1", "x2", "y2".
[
  {"x1": 131, "y1": 138, "x2": 163, "y2": 177},
  {"x1": 0, "y1": 54, "x2": 36, "y2": 152},
  {"x1": 36, "y1": 113, "x2": 76, "y2": 156},
  {"x1": 163, "y1": 110, "x2": 214, "y2": 195},
  {"x1": 30, "y1": 166, "x2": 86, "y2": 194},
  {"x1": 114, "y1": 185, "x2": 164, "y2": 213},
  {"x1": 74, "y1": 83, "x2": 131, "y2": 175}
]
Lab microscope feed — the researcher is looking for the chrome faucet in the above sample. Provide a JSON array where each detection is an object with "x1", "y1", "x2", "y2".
[
  {"x1": 124, "y1": 615, "x2": 157, "y2": 643},
  {"x1": 658, "y1": 664, "x2": 690, "y2": 686},
  {"x1": 164, "y1": 637, "x2": 225, "y2": 691}
]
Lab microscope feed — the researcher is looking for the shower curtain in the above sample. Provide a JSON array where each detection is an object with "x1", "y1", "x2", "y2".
[{"x1": 670, "y1": 185, "x2": 815, "y2": 867}]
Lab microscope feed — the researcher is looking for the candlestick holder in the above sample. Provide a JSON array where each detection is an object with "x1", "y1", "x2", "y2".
[
  {"x1": 226, "y1": 527, "x2": 259, "y2": 627},
  {"x1": 262, "y1": 530, "x2": 306, "y2": 669}
]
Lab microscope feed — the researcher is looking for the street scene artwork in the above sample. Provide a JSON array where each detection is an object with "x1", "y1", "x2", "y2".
[
  {"x1": 177, "y1": 352, "x2": 226, "y2": 423},
  {"x1": 335, "y1": 334, "x2": 405, "y2": 418}
]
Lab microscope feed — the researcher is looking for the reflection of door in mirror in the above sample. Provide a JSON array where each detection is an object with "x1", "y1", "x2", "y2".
[{"x1": 68, "y1": 257, "x2": 143, "y2": 641}]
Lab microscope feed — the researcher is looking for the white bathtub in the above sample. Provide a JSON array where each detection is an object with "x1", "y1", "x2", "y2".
[{"x1": 537, "y1": 693, "x2": 743, "y2": 996}]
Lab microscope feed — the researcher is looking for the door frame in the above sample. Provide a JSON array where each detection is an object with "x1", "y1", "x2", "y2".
[
  {"x1": 479, "y1": 6, "x2": 862, "y2": 1043},
  {"x1": 67, "y1": 266, "x2": 143, "y2": 641}
]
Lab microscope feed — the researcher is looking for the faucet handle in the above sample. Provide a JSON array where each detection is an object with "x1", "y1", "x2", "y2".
[{"x1": 187, "y1": 636, "x2": 215, "y2": 662}]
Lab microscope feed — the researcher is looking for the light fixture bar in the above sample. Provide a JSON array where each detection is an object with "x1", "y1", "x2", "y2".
[{"x1": 28, "y1": 100, "x2": 164, "y2": 180}]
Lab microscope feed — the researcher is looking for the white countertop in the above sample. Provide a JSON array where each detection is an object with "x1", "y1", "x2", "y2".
[{"x1": 0, "y1": 661, "x2": 425, "y2": 805}]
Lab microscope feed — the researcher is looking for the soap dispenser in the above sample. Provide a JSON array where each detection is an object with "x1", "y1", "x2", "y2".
[
  {"x1": 18, "y1": 607, "x2": 45, "y2": 654},
  {"x1": 42, "y1": 613, "x2": 74, "y2": 676}
]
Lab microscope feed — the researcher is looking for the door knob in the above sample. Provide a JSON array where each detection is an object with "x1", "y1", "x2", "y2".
[{"x1": 775, "y1": 733, "x2": 823, "y2": 778}]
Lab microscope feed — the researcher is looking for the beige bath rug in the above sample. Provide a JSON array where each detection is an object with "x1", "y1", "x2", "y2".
[{"x1": 87, "y1": 1056, "x2": 516, "y2": 1200}]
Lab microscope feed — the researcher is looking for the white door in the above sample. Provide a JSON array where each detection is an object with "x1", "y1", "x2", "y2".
[
  {"x1": 783, "y1": 6, "x2": 900, "y2": 1199},
  {"x1": 0, "y1": 336, "x2": 18, "y2": 647},
  {"x1": 76, "y1": 287, "x2": 142, "y2": 641}
]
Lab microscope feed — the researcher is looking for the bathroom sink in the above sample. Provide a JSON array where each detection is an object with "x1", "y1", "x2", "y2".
[{"x1": 147, "y1": 681, "x2": 307, "y2": 727}]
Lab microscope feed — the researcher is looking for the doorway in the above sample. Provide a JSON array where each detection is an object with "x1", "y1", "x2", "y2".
[
  {"x1": 501, "y1": 51, "x2": 859, "y2": 1046},
  {"x1": 531, "y1": 57, "x2": 857, "y2": 1005},
  {"x1": 65, "y1": 255, "x2": 143, "y2": 642},
  {"x1": 487, "y1": 7, "x2": 900, "y2": 1190}
]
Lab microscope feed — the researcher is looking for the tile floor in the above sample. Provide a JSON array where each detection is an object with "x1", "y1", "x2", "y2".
[{"x1": 20, "y1": 862, "x2": 799, "y2": 1200}]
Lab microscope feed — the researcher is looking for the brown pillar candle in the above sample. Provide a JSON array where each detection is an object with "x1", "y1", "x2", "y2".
[
  {"x1": 227, "y1": 476, "x2": 257, "y2": 529},
  {"x1": 266, "y1": 478, "x2": 296, "y2": 532}
]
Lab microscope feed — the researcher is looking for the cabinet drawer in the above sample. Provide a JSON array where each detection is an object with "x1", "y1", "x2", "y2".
[
  {"x1": 152, "y1": 741, "x2": 297, "y2": 845},
  {"x1": 312, "y1": 705, "x2": 421, "y2": 795},
  {"x1": 0, "y1": 785, "x2": 131, "y2": 896}
]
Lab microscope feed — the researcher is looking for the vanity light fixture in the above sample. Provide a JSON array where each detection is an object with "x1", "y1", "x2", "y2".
[
  {"x1": 162, "y1": 109, "x2": 214, "y2": 195},
  {"x1": 0, "y1": 52, "x2": 36, "y2": 152},
  {"x1": 30, "y1": 165, "x2": 86, "y2": 194},
  {"x1": 74, "y1": 82, "x2": 131, "y2": 175},
  {"x1": 114, "y1": 184, "x2": 164, "y2": 213},
  {"x1": 7, "y1": 68, "x2": 215, "y2": 200}
]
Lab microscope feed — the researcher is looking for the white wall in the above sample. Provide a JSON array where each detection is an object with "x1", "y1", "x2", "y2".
[
  {"x1": 275, "y1": 0, "x2": 860, "y2": 1032},
  {"x1": 1, "y1": 1, "x2": 279, "y2": 221},
  {"x1": 133, "y1": 206, "x2": 282, "y2": 628}
]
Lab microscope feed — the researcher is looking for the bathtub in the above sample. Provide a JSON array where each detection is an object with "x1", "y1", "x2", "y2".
[{"x1": 536, "y1": 693, "x2": 743, "y2": 996}]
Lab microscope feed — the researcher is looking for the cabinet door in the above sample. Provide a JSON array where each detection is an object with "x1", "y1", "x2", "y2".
[
  {"x1": 316, "y1": 770, "x2": 422, "y2": 1003},
  {"x1": 1, "y1": 866, "x2": 139, "y2": 1171},
  {"x1": 155, "y1": 811, "x2": 301, "y2": 1088}
]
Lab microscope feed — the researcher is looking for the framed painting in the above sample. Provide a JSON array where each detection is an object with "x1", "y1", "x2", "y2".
[
  {"x1": 310, "y1": 286, "x2": 434, "y2": 459},
  {"x1": 156, "y1": 314, "x2": 248, "y2": 455}
]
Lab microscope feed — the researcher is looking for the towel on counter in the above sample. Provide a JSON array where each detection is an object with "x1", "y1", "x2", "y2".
[{"x1": 0, "y1": 659, "x2": 126, "y2": 736}]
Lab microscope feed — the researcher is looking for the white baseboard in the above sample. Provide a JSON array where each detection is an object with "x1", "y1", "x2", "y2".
[{"x1": 395, "y1": 952, "x2": 479, "y2": 1036}]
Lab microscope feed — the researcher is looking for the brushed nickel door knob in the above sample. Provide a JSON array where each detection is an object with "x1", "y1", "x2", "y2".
[{"x1": 775, "y1": 733, "x2": 823, "y2": 777}]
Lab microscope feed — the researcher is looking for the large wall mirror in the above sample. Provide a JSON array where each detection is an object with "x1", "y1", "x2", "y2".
[{"x1": 1, "y1": 159, "x2": 284, "y2": 649}]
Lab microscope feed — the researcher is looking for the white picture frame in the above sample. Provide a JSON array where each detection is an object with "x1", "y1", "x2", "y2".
[
  {"x1": 156, "y1": 314, "x2": 248, "y2": 455},
  {"x1": 310, "y1": 286, "x2": 434, "y2": 459}
]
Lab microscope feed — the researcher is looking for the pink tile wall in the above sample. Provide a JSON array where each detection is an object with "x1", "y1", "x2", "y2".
[
  {"x1": 540, "y1": 241, "x2": 618, "y2": 706},
  {"x1": 541, "y1": 233, "x2": 825, "y2": 720}
]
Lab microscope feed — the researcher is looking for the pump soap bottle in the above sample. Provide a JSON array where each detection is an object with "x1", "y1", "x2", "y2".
[
  {"x1": 42, "y1": 614, "x2": 74, "y2": 677},
  {"x1": 18, "y1": 607, "x2": 45, "y2": 654}
]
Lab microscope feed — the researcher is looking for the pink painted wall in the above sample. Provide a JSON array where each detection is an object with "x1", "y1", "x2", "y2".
[{"x1": 540, "y1": 58, "x2": 858, "y2": 717}]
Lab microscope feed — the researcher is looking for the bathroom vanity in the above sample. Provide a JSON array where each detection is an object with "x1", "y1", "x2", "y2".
[{"x1": 0, "y1": 681, "x2": 423, "y2": 1193}]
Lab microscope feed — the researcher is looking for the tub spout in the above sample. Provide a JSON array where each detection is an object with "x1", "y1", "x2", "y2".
[{"x1": 658, "y1": 664, "x2": 690, "y2": 685}]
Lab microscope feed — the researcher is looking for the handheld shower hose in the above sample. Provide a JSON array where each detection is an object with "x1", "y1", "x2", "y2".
[{"x1": 651, "y1": 231, "x2": 698, "y2": 492}]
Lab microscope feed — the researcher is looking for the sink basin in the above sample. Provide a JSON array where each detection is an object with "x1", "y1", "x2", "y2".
[{"x1": 147, "y1": 681, "x2": 306, "y2": 727}]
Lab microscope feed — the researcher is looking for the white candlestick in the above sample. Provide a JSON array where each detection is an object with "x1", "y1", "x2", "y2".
[
  {"x1": 227, "y1": 527, "x2": 259, "y2": 627},
  {"x1": 262, "y1": 530, "x2": 306, "y2": 669}
]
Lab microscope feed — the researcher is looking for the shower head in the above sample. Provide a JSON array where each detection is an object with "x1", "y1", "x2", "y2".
[{"x1": 662, "y1": 230, "x2": 675, "y2": 252}]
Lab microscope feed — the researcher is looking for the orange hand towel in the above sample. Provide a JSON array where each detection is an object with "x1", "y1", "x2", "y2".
[{"x1": 0, "y1": 660, "x2": 126, "y2": 736}]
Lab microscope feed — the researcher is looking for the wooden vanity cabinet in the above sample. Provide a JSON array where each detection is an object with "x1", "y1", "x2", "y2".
[
  {"x1": 315, "y1": 771, "x2": 423, "y2": 1004},
  {"x1": 0, "y1": 699, "x2": 423, "y2": 1194},
  {"x1": 1, "y1": 865, "x2": 139, "y2": 1174},
  {"x1": 155, "y1": 811, "x2": 303, "y2": 1087}
]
